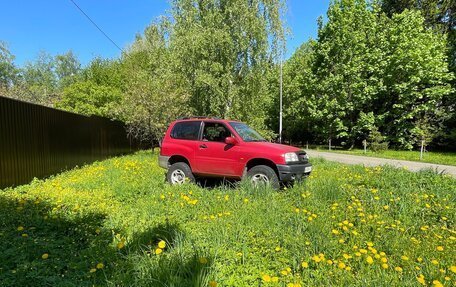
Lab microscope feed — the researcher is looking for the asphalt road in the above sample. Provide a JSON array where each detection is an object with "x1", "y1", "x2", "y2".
[{"x1": 306, "y1": 150, "x2": 456, "y2": 178}]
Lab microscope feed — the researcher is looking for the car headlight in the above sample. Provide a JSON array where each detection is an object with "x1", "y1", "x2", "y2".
[{"x1": 283, "y1": 152, "x2": 299, "y2": 163}]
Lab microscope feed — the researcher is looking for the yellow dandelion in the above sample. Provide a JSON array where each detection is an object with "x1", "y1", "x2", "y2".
[
  {"x1": 271, "y1": 276, "x2": 279, "y2": 282},
  {"x1": 401, "y1": 255, "x2": 409, "y2": 261},
  {"x1": 432, "y1": 280, "x2": 443, "y2": 287},
  {"x1": 262, "y1": 274, "x2": 271, "y2": 282},
  {"x1": 96, "y1": 263, "x2": 104, "y2": 269},
  {"x1": 41, "y1": 253, "x2": 49, "y2": 260},
  {"x1": 431, "y1": 259, "x2": 439, "y2": 265},
  {"x1": 366, "y1": 256, "x2": 374, "y2": 265},
  {"x1": 301, "y1": 262, "x2": 309, "y2": 268},
  {"x1": 17, "y1": 226, "x2": 24, "y2": 231},
  {"x1": 158, "y1": 240, "x2": 166, "y2": 249},
  {"x1": 450, "y1": 265, "x2": 456, "y2": 273},
  {"x1": 382, "y1": 263, "x2": 389, "y2": 269},
  {"x1": 199, "y1": 257, "x2": 208, "y2": 264},
  {"x1": 417, "y1": 274, "x2": 426, "y2": 285},
  {"x1": 89, "y1": 268, "x2": 97, "y2": 273},
  {"x1": 209, "y1": 281, "x2": 217, "y2": 287},
  {"x1": 117, "y1": 242, "x2": 125, "y2": 249},
  {"x1": 155, "y1": 248, "x2": 163, "y2": 255},
  {"x1": 275, "y1": 246, "x2": 281, "y2": 252},
  {"x1": 338, "y1": 262, "x2": 346, "y2": 269},
  {"x1": 436, "y1": 246, "x2": 444, "y2": 251},
  {"x1": 395, "y1": 266, "x2": 403, "y2": 272}
]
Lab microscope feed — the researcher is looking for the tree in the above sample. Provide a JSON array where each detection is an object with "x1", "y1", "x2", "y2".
[
  {"x1": 20, "y1": 51, "x2": 58, "y2": 106},
  {"x1": 0, "y1": 41, "x2": 18, "y2": 89},
  {"x1": 55, "y1": 50, "x2": 81, "y2": 90},
  {"x1": 55, "y1": 80, "x2": 122, "y2": 118},
  {"x1": 121, "y1": 19, "x2": 190, "y2": 143},
  {"x1": 55, "y1": 56, "x2": 124, "y2": 119},
  {"x1": 170, "y1": 0, "x2": 285, "y2": 131},
  {"x1": 266, "y1": 40, "x2": 317, "y2": 143},
  {"x1": 379, "y1": 10, "x2": 453, "y2": 149},
  {"x1": 312, "y1": 0, "x2": 384, "y2": 147}
]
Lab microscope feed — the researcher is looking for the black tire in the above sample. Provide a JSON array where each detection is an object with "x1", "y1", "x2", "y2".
[
  {"x1": 246, "y1": 165, "x2": 280, "y2": 190},
  {"x1": 166, "y1": 162, "x2": 195, "y2": 185}
]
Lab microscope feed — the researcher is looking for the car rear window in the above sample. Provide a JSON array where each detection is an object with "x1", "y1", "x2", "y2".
[{"x1": 170, "y1": 121, "x2": 201, "y2": 140}]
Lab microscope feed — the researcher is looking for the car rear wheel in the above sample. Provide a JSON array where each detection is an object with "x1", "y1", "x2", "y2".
[
  {"x1": 247, "y1": 165, "x2": 279, "y2": 190},
  {"x1": 167, "y1": 162, "x2": 195, "y2": 185}
]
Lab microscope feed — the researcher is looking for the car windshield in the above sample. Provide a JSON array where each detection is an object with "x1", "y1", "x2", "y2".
[{"x1": 229, "y1": 122, "x2": 266, "y2": 142}]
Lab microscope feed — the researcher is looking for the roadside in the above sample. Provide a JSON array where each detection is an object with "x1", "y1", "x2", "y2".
[
  {"x1": 306, "y1": 150, "x2": 456, "y2": 178},
  {"x1": 304, "y1": 148, "x2": 456, "y2": 166}
]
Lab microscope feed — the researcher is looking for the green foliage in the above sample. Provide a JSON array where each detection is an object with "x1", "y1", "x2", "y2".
[
  {"x1": 56, "y1": 81, "x2": 122, "y2": 118},
  {"x1": 0, "y1": 41, "x2": 18, "y2": 88},
  {"x1": 1, "y1": 152, "x2": 455, "y2": 286},
  {"x1": 281, "y1": 0, "x2": 453, "y2": 149},
  {"x1": 21, "y1": 51, "x2": 58, "y2": 105},
  {"x1": 121, "y1": 19, "x2": 189, "y2": 142},
  {"x1": 54, "y1": 50, "x2": 81, "y2": 90},
  {"x1": 368, "y1": 126, "x2": 389, "y2": 152},
  {"x1": 170, "y1": 0, "x2": 285, "y2": 131}
]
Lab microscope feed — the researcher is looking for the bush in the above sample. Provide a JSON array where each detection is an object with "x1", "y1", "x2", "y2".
[{"x1": 368, "y1": 127, "x2": 389, "y2": 152}]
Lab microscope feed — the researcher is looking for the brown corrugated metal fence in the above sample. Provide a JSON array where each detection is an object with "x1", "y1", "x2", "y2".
[{"x1": 0, "y1": 96, "x2": 140, "y2": 189}]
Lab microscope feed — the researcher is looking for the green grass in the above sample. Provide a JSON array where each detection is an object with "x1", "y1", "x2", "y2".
[
  {"x1": 310, "y1": 148, "x2": 456, "y2": 166},
  {"x1": 1, "y1": 151, "x2": 455, "y2": 286}
]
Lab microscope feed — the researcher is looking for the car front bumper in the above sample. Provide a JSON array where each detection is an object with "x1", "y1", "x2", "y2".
[
  {"x1": 276, "y1": 163, "x2": 312, "y2": 182},
  {"x1": 158, "y1": 155, "x2": 170, "y2": 169}
]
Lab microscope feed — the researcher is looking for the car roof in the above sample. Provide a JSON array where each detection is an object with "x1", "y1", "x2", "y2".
[{"x1": 174, "y1": 118, "x2": 242, "y2": 124}]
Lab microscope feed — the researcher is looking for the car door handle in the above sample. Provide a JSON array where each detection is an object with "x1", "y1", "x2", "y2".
[{"x1": 199, "y1": 144, "x2": 207, "y2": 149}]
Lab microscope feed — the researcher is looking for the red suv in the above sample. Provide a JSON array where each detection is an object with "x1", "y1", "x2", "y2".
[{"x1": 159, "y1": 117, "x2": 312, "y2": 189}]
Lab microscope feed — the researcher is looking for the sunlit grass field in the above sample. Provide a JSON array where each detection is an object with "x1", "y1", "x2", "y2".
[
  {"x1": 1, "y1": 151, "x2": 455, "y2": 286},
  {"x1": 311, "y1": 148, "x2": 456, "y2": 166}
]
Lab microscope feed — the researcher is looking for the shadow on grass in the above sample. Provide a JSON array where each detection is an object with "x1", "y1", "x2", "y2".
[
  {"x1": 0, "y1": 195, "x2": 214, "y2": 287},
  {"x1": 195, "y1": 177, "x2": 239, "y2": 189}
]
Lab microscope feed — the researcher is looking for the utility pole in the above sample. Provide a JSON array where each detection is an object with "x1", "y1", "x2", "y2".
[{"x1": 279, "y1": 56, "x2": 283, "y2": 143}]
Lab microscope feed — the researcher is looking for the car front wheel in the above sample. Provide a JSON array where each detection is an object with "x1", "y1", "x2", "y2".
[
  {"x1": 166, "y1": 162, "x2": 195, "y2": 185},
  {"x1": 247, "y1": 165, "x2": 280, "y2": 190}
]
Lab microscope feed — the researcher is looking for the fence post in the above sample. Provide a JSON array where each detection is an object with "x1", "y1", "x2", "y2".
[
  {"x1": 329, "y1": 138, "x2": 332, "y2": 151},
  {"x1": 306, "y1": 141, "x2": 309, "y2": 150},
  {"x1": 363, "y1": 139, "x2": 367, "y2": 154}
]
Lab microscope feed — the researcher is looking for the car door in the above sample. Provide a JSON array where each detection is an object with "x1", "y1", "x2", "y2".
[{"x1": 194, "y1": 121, "x2": 241, "y2": 176}]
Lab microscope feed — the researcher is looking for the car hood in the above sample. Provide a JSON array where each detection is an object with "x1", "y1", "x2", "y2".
[{"x1": 244, "y1": 141, "x2": 301, "y2": 153}]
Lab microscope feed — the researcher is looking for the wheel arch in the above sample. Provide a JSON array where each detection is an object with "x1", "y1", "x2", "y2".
[
  {"x1": 245, "y1": 158, "x2": 279, "y2": 177},
  {"x1": 168, "y1": 155, "x2": 192, "y2": 170}
]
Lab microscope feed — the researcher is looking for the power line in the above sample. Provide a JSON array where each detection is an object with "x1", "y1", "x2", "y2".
[{"x1": 69, "y1": 0, "x2": 123, "y2": 52}]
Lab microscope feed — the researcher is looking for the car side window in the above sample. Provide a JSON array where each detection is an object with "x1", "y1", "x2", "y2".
[
  {"x1": 202, "y1": 122, "x2": 231, "y2": 142},
  {"x1": 170, "y1": 121, "x2": 201, "y2": 140}
]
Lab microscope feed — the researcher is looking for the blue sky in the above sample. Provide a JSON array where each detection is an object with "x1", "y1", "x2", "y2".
[{"x1": 0, "y1": 0, "x2": 330, "y2": 67}]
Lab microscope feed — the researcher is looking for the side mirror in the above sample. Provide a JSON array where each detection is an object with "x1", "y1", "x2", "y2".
[{"x1": 225, "y1": 136, "x2": 237, "y2": 145}]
